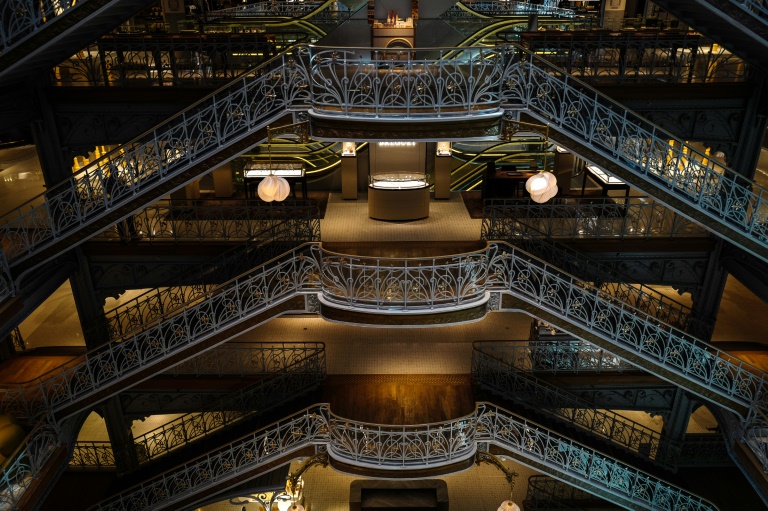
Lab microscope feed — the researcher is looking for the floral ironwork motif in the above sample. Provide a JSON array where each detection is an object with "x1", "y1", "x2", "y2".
[
  {"x1": 0, "y1": 0, "x2": 77, "y2": 53},
  {"x1": 88, "y1": 403, "x2": 720, "y2": 511},
  {"x1": 458, "y1": 1, "x2": 575, "y2": 18}
]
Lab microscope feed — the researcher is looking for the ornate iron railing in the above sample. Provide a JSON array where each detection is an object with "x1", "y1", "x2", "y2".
[
  {"x1": 482, "y1": 197, "x2": 708, "y2": 241},
  {"x1": 0, "y1": 244, "x2": 321, "y2": 421},
  {"x1": 520, "y1": 31, "x2": 748, "y2": 84},
  {"x1": 9, "y1": 327, "x2": 24, "y2": 352},
  {"x1": 483, "y1": 199, "x2": 713, "y2": 338},
  {"x1": 94, "y1": 198, "x2": 320, "y2": 243},
  {"x1": 0, "y1": 45, "x2": 311, "y2": 266},
  {"x1": 677, "y1": 434, "x2": 731, "y2": 467},
  {"x1": 459, "y1": 0, "x2": 576, "y2": 18},
  {"x1": 502, "y1": 47, "x2": 768, "y2": 259},
  {"x1": 88, "y1": 403, "x2": 719, "y2": 511},
  {"x1": 69, "y1": 441, "x2": 116, "y2": 471},
  {"x1": 101, "y1": 218, "x2": 319, "y2": 341},
  {"x1": 526, "y1": 475, "x2": 605, "y2": 511},
  {"x1": 166, "y1": 342, "x2": 325, "y2": 377},
  {"x1": 205, "y1": 1, "x2": 327, "y2": 20},
  {"x1": 474, "y1": 340, "x2": 638, "y2": 375},
  {"x1": 0, "y1": 416, "x2": 63, "y2": 510},
  {"x1": 472, "y1": 345, "x2": 681, "y2": 468},
  {"x1": 0, "y1": 0, "x2": 77, "y2": 53},
  {"x1": 51, "y1": 33, "x2": 308, "y2": 87},
  {"x1": 320, "y1": 248, "x2": 489, "y2": 311},
  {"x1": 72, "y1": 347, "x2": 325, "y2": 469}
]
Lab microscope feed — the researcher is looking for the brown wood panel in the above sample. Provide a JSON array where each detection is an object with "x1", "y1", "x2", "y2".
[
  {"x1": 323, "y1": 374, "x2": 475, "y2": 424},
  {"x1": 0, "y1": 356, "x2": 79, "y2": 384}
]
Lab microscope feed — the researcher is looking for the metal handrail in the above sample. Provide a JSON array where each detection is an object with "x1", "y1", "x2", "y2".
[
  {"x1": 472, "y1": 345, "x2": 681, "y2": 467},
  {"x1": 730, "y1": 0, "x2": 768, "y2": 22},
  {"x1": 87, "y1": 402, "x2": 720, "y2": 511},
  {"x1": 0, "y1": 0, "x2": 78, "y2": 53},
  {"x1": 459, "y1": 0, "x2": 577, "y2": 18}
]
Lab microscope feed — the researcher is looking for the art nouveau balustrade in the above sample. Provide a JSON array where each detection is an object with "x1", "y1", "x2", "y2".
[
  {"x1": 482, "y1": 198, "x2": 712, "y2": 338},
  {"x1": 51, "y1": 32, "x2": 309, "y2": 88},
  {"x1": 0, "y1": 44, "x2": 311, "y2": 277},
  {"x1": 72, "y1": 348, "x2": 325, "y2": 470},
  {"x1": 472, "y1": 345, "x2": 682, "y2": 468},
  {"x1": 88, "y1": 403, "x2": 719, "y2": 511},
  {"x1": 0, "y1": 252, "x2": 11, "y2": 303},
  {"x1": 478, "y1": 340, "x2": 639, "y2": 376},
  {"x1": 525, "y1": 475, "x2": 607, "y2": 511},
  {"x1": 1, "y1": 0, "x2": 80, "y2": 53},
  {"x1": 0, "y1": 415, "x2": 64, "y2": 511},
  {"x1": 457, "y1": 0, "x2": 576, "y2": 18},
  {"x1": 733, "y1": 0, "x2": 768, "y2": 21},
  {"x1": 2, "y1": 43, "x2": 766, "y2": 283},
  {"x1": 0, "y1": 244, "x2": 322, "y2": 422},
  {"x1": 501, "y1": 48, "x2": 768, "y2": 261},
  {"x1": 205, "y1": 1, "x2": 327, "y2": 20}
]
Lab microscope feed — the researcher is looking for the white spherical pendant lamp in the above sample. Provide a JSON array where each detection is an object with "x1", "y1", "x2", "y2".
[
  {"x1": 497, "y1": 501, "x2": 521, "y2": 511},
  {"x1": 525, "y1": 172, "x2": 557, "y2": 203},
  {"x1": 258, "y1": 175, "x2": 291, "y2": 202}
]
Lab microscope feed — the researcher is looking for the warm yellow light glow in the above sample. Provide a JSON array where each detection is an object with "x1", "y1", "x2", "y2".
[{"x1": 258, "y1": 175, "x2": 291, "y2": 202}]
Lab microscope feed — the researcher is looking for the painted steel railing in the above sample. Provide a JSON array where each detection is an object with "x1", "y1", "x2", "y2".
[
  {"x1": 88, "y1": 403, "x2": 720, "y2": 511},
  {"x1": 0, "y1": 251, "x2": 11, "y2": 301},
  {"x1": 677, "y1": 434, "x2": 731, "y2": 467},
  {"x1": 475, "y1": 340, "x2": 638, "y2": 375},
  {"x1": 72, "y1": 347, "x2": 326, "y2": 469},
  {"x1": 0, "y1": 45, "x2": 311, "y2": 266},
  {"x1": 502, "y1": 47, "x2": 768, "y2": 259},
  {"x1": 51, "y1": 33, "x2": 307, "y2": 87},
  {"x1": 2, "y1": 43, "x2": 767, "y2": 270},
  {"x1": 472, "y1": 345, "x2": 681, "y2": 468},
  {"x1": 320, "y1": 249, "x2": 489, "y2": 311},
  {"x1": 520, "y1": 31, "x2": 748, "y2": 84},
  {"x1": 0, "y1": 415, "x2": 63, "y2": 510},
  {"x1": 205, "y1": 1, "x2": 327, "y2": 20},
  {"x1": 69, "y1": 441, "x2": 115, "y2": 471},
  {"x1": 166, "y1": 342, "x2": 325, "y2": 377},
  {"x1": 94, "y1": 199, "x2": 320, "y2": 243},
  {"x1": 482, "y1": 197, "x2": 708, "y2": 241},
  {"x1": 482, "y1": 198, "x2": 712, "y2": 338},
  {"x1": 0, "y1": 0, "x2": 77, "y2": 54},
  {"x1": 102, "y1": 218, "x2": 319, "y2": 341},
  {"x1": 0, "y1": 244, "x2": 321, "y2": 421},
  {"x1": 459, "y1": 0, "x2": 576, "y2": 18}
]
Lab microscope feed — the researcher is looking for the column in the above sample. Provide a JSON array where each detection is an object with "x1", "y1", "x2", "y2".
[
  {"x1": 662, "y1": 390, "x2": 695, "y2": 444},
  {"x1": 69, "y1": 248, "x2": 111, "y2": 350},
  {"x1": 553, "y1": 147, "x2": 574, "y2": 194},
  {"x1": 101, "y1": 397, "x2": 140, "y2": 473},
  {"x1": 691, "y1": 240, "x2": 728, "y2": 341},
  {"x1": 32, "y1": 83, "x2": 71, "y2": 187},
  {"x1": 341, "y1": 142, "x2": 358, "y2": 199},
  {"x1": 434, "y1": 143, "x2": 453, "y2": 200},
  {"x1": 212, "y1": 162, "x2": 234, "y2": 198}
]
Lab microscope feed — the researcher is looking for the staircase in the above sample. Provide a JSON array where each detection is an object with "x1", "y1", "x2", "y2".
[{"x1": 0, "y1": 0, "x2": 157, "y2": 86}]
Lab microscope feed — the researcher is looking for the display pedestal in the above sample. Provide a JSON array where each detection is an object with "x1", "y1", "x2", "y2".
[
  {"x1": 368, "y1": 185, "x2": 430, "y2": 221},
  {"x1": 341, "y1": 155, "x2": 358, "y2": 199},
  {"x1": 434, "y1": 155, "x2": 453, "y2": 199}
]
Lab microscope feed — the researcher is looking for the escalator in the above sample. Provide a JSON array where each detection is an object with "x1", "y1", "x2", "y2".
[{"x1": 0, "y1": 0, "x2": 157, "y2": 86}]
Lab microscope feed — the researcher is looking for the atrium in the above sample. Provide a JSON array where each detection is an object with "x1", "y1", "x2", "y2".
[{"x1": 1, "y1": 1, "x2": 768, "y2": 510}]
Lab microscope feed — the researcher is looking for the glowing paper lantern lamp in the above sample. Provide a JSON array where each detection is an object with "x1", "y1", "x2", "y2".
[
  {"x1": 497, "y1": 501, "x2": 521, "y2": 511},
  {"x1": 525, "y1": 172, "x2": 558, "y2": 204},
  {"x1": 258, "y1": 175, "x2": 291, "y2": 202}
]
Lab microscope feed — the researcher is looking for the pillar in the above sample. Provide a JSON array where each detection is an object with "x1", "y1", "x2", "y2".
[
  {"x1": 212, "y1": 162, "x2": 234, "y2": 198},
  {"x1": 662, "y1": 390, "x2": 695, "y2": 444},
  {"x1": 691, "y1": 239, "x2": 728, "y2": 341},
  {"x1": 527, "y1": 14, "x2": 538, "y2": 32},
  {"x1": 341, "y1": 142, "x2": 358, "y2": 199},
  {"x1": 31, "y1": 83, "x2": 71, "y2": 187},
  {"x1": 69, "y1": 248, "x2": 111, "y2": 350},
  {"x1": 434, "y1": 148, "x2": 454, "y2": 200},
  {"x1": 553, "y1": 147, "x2": 574, "y2": 194},
  {"x1": 101, "y1": 397, "x2": 140, "y2": 473}
]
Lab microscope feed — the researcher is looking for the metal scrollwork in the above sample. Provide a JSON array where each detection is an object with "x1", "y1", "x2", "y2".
[{"x1": 1, "y1": 0, "x2": 77, "y2": 53}]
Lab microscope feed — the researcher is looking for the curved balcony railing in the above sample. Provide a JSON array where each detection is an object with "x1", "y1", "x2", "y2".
[
  {"x1": 320, "y1": 247, "x2": 489, "y2": 311},
  {"x1": 459, "y1": 0, "x2": 576, "y2": 18},
  {"x1": 0, "y1": 416, "x2": 63, "y2": 510},
  {"x1": 73, "y1": 346, "x2": 326, "y2": 469},
  {"x1": 205, "y1": 1, "x2": 328, "y2": 20},
  {"x1": 0, "y1": 45, "x2": 311, "y2": 267},
  {"x1": 2, "y1": 43, "x2": 767, "y2": 274},
  {"x1": 0, "y1": 0, "x2": 77, "y2": 54},
  {"x1": 88, "y1": 403, "x2": 719, "y2": 511},
  {"x1": 472, "y1": 344, "x2": 681, "y2": 468},
  {"x1": 482, "y1": 198, "x2": 713, "y2": 338}
]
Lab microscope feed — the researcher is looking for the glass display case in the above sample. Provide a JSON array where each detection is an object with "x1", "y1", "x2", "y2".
[{"x1": 369, "y1": 172, "x2": 428, "y2": 190}]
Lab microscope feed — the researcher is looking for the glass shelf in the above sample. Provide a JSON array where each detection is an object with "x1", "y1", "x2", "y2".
[{"x1": 369, "y1": 172, "x2": 428, "y2": 190}]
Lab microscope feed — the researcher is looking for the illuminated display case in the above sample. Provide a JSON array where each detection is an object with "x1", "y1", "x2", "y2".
[{"x1": 369, "y1": 172, "x2": 428, "y2": 190}]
